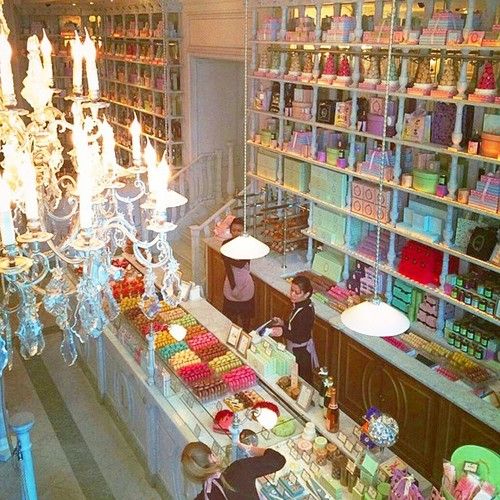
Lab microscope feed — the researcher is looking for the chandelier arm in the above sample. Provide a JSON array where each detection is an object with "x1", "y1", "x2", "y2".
[
  {"x1": 45, "y1": 238, "x2": 84, "y2": 266},
  {"x1": 113, "y1": 176, "x2": 147, "y2": 204}
]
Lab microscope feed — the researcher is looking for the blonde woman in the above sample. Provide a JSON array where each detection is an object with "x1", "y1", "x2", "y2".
[{"x1": 181, "y1": 441, "x2": 285, "y2": 499}]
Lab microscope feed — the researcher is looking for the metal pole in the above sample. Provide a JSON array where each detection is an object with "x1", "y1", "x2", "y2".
[{"x1": 11, "y1": 412, "x2": 37, "y2": 500}]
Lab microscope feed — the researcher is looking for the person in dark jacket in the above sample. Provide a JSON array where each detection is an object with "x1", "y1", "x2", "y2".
[
  {"x1": 270, "y1": 275, "x2": 318, "y2": 384},
  {"x1": 221, "y1": 218, "x2": 255, "y2": 331},
  {"x1": 182, "y1": 441, "x2": 286, "y2": 500}
]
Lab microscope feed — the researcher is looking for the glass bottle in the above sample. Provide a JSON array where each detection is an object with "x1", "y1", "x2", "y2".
[
  {"x1": 467, "y1": 130, "x2": 481, "y2": 155},
  {"x1": 325, "y1": 388, "x2": 340, "y2": 433}
]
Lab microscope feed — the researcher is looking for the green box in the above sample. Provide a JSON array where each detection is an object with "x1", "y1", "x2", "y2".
[
  {"x1": 283, "y1": 157, "x2": 310, "y2": 192},
  {"x1": 309, "y1": 166, "x2": 347, "y2": 207},
  {"x1": 413, "y1": 169, "x2": 439, "y2": 194},
  {"x1": 256, "y1": 151, "x2": 278, "y2": 180},
  {"x1": 260, "y1": 130, "x2": 274, "y2": 147},
  {"x1": 326, "y1": 147, "x2": 339, "y2": 165},
  {"x1": 312, "y1": 249, "x2": 344, "y2": 282}
]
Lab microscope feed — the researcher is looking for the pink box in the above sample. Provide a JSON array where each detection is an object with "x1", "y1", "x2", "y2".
[
  {"x1": 368, "y1": 98, "x2": 397, "y2": 116},
  {"x1": 480, "y1": 174, "x2": 500, "y2": 185},
  {"x1": 352, "y1": 180, "x2": 391, "y2": 207}
]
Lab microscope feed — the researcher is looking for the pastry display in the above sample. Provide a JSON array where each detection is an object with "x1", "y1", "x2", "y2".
[
  {"x1": 277, "y1": 375, "x2": 302, "y2": 399},
  {"x1": 335, "y1": 55, "x2": 351, "y2": 85},
  {"x1": 286, "y1": 51, "x2": 302, "y2": 80},
  {"x1": 224, "y1": 389, "x2": 264, "y2": 412},
  {"x1": 469, "y1": 60, "x2": 497, "y2": 103},
  {"x1": 300, "y1": 52, "x2": 314, "y2": 82},
  {"x1": 360, "y1": 56, "x2": 380, "y2": 89},
  {"x1": 196, "y1": 343, "x2": 228, "y2": 362},
  {"x1": 209, "y1": 351, "x2": 242, "y2": 374},
  {"x1": 168, "y1": 349, "x2": 201, "y2": 370},
  {"x1": 222, "y1": 366, "x2": 257, "y2": 391},
  {"x1": 408, "y1": 58, "x2": 433, "y2": 95},
  {"x1": 191, "y1": 376, "x2": 227, "y2": 401},
  {"x1": 177, "y1": 362, "x2": 212, "y2": 383},
  {"x1": 319, "y1": 53, "x2": 336, "y2": 84}
]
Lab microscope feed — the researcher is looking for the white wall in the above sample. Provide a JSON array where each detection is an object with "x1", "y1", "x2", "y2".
[{"x1": 190, "y1": 57, "x2": 244, "y2": 189}]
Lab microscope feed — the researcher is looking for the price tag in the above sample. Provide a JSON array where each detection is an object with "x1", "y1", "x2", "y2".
[
  {"x1": 277, "y1": 484, "x2": 285, "y2": 495},
  {"x1": 290, "y1": 363, "x2": 299, "y2": 389},
  {"x1": 211, "y1": 441, "x2": 223, "y2": 458},
  {"x1": 367, "y1": 486, "x2": 378, "y2": 499},
  {"x1": 310, "y1": 463, "x2": 320, "y2": 477},
  {"x1": 301, "y1": 470, "x2": 311, "y2": 484},
  {"x1": 353, "y1": 425, "x2": 362, "y2": 438},
  {"x1": 464, "y1": 461, "x2": 479, "y2": 474},
  {"x1": 216, "y1": 401, "x2": 223, "y2": 411},
  {"x1": 267, "y1": 472, "x2": 276, "y2": 482},
  {"x1": 250, "y1": 344, "x2": 257, "y2": 353},
  {"x1": 338, "y1": 432, "x2": 347, "y2": 444},
  {"x1": 290, "y1": 448, "x2": 299, "y2": 460},
  {"x1": 261, "y1": 430, "x2": 271, "y2": 441},
  {"x1": 287, "y1": 439, "x2": 296, "y2": 451},
  {"x1": 289, "y1": 472, "x2": 297, "y2": 485},
  {"x1": 346, "y1": 459, "x2": 357, "y2": 475},
  {"x1": 354, "y1": 443, "x2": 364, "y2": 454},
  {"x1": 182, "y1": 393, "x2": 191, "y2": 406},
  {"x1": 345, "y1": 439, "x2": 354, "y2": 453},
  {"x1": 171, "y1": 378, "x2": 181, "y2": 393},
  {"x1": 302, "y1": 452, "x2": 311, "y2": 464},
  {"x1": 276, "y1": 342, "x2": 286, "y2": 351},
  {"x1": 193, "y1": 423, "x2": 201, "y2": 439},
  {"x1": 355, "y1": 479, "x2": 365, "y2": 493}
]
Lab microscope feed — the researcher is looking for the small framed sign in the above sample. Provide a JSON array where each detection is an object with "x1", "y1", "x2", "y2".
[
  {"x1": 193, "y1": 423, "x2": 201, "y2": 439},
  {"x1": 301, "y1": 470, "x2": 311, "y2": 484},
  {"x1": 302, "y1": 452, "x2": 311, "y2": 464},
  {"x1": 227, "y1": 324, "x2": 242, "y2": 347},
  {"x1": 345, "y1": 439, "x2": 355, "y2": 453},
  {"x1": 216, "y1": 401, "x2": 223, "y2": 412},
  {"x1": 346, "y1": 459, "x2": 357, "y2": 475},
  {"x1": 467, "y1": 31, "x2": 485, "y2": 46},
  {"x1": 261, "y1": 429, "x2": 271, "y2": 441},
  {"x1": 296, "y1": 384, "x2": 314, "y2": 411},
  {"x1": 463, "y1": 461, "x2": 479, "y2": 474},
  {"x1": 354, "y1": 443, "x2": 364, "y2": 454},
  {"x1": 237, "y1": 332, "x2": 252, "y2": 357},
  {"x1": 290, "y1": 448, "x2": 299, "y2": 460},
  {"x1": 353, "y1": 425, "x2": 362, "y2": 438},
  {"x1": 288, "y1": 472, "x2": 297, "y2": 485},
  {"x1": 310, "y1": 463, "x2": 320, "y2": 477},
  {"x1": 338, "y1": 432, "x2": 347, "y2": 444},
  {"x1": 367, "y1": 486, "x2": 378, "y2": 499}
]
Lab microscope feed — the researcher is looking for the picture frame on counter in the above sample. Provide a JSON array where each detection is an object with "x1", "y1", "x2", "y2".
[
  {"x1": 310, "y1": 462, "x2": 320, "y2": 477},
  {"x1": 290, "y1": 448, "x2": 299, "y2": 460},
  {"x1": 296, "y1": 384, "x2": 314, "y2": 411},
  {"x1": 338, "y1": 431, "x2": 347, "y2": 444},
  {"x1": 301, "y1": 470, "x2": 311, "y2": 484},
  {"x1": 367, "y1": 485, "x2": 378, "y2": 499},
  {"x1": 227, "y1": 324, "x2": 242, "y2": 347},
  {"x1": 237, "y1": 331, "x2": 252, "y2": 357},
  {"x1": 345, "y1": 439, "x2": 355, "y2": 453},
  {"x1": 302, "y1": 451, "x2": 311, "y2": 464}
]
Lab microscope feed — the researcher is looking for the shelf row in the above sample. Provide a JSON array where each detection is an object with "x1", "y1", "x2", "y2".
[
  {"x1": 250, "y1": 106, "x2": 500, "y2": 167},
  {"x1": 249, "y1": 160, "x2": 499, "y2": 274},
  {"x1": 250, "y1": 75, "x2": 500, "y2": 112}
]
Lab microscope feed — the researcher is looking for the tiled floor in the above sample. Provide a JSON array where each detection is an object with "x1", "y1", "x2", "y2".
[{"x1": 0, "y1": 333, "x2": 162, "y2": 500}]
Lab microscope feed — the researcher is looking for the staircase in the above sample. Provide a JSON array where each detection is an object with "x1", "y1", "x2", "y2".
[{"x1": 168, "y1": 143, "x2": 238, "y2": 281}]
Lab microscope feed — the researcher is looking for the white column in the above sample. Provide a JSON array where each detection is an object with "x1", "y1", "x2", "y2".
[
  {"x1": 463, "y1": 0, "x2": 476, "y2": 40},
  {"x1": 226, "y1": 142, "x2": 235, "y2": 197}
]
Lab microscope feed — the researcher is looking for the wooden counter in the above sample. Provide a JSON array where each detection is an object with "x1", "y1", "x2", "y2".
[{"x1": 206, "y1": 242, "x2": 500, "y2": 485}]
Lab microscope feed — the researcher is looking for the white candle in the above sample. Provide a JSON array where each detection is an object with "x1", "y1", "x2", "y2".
[
  {"x1": 144, "y1": 140, "x2": 157, "y2": 192},
  {"x1": 22, "y1": 154, "x2": 39, "y2": 221},
  {"x1": 0, "y1": 177, "x2": 16, "y2": 246},
  {"x1": 83, "y1": 28, "x2": 99, "y2": 96},
  {"x1": 130, "y1": 114, "x2": 142, "y2": 163},
  {"x1": 71, "y1": 31, "x2": 83, "y2": 93},
  {"x1": 0, "y1": 33, "x2": 15, "y2": 104},
  {"x1": 154, "y1": 153, "x2": 170, "y2": 211},
  {"x1": 74, "y1": 128, "x2": 93, "y2": 229},
  {"x1": 40, "y1": 29, "x2": 53, "y2": 87},
  {"x1": 101, "y1": 117, "x2": 117, "y2": 176}
]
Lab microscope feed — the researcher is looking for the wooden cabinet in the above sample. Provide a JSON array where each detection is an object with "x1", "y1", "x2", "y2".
[
  {"x1": 252, "y1": 276, "x2": 268, "y2": 329},
  {"x1": 205, "y1": 244, "x2": 226, "y2": 312},
  {"x1": 267, "y1": 286, "x2": 291, "y2": 323},
  {"x1": 315, "y1": 320, "x2": 339, "y2": 382}
]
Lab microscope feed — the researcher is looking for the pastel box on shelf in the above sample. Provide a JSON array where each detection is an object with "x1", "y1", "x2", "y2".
[
  {"x1": 309, "y1": 166, "x2": 348, "y2": 206},
  {"x1": 256, "y1": 150, "x2": 279, "y2": 181},
  {"x1": 283, "y1": 157, "x2": 311, "y2": 192},
  {"x1": 312, "y1": 249, "x2": 344, "y2": 282},
  {"x1": 334, "y1": 100, "x2": 352, "y2": 128},
  {"x1": 352, "y1": 179, "x2": 391, "y2": 208},
  {"x1": 311, "y1": 206, "x2": 347, "y2": 245}
]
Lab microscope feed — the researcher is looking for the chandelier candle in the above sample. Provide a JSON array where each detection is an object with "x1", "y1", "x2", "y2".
[
  {"x1": 0, "y1": 177, "x2": 16, "y2": 247},
  {"x1": 144, "y1": 139, "x2": 157, "y2": 194},
  {"x1": 83, "y1": 28, "x2": 99, "y2": 99},
  {"x1": 22, "y1": 154, "x2": 39, "y2": 222},
  {"x1": 154, "y1": 154, "x2": 170, "y2": 212},
  {"x1": 40, "y1": 29, "x2": 53, "y2": 87},
  {"x1": 71, "y1": 31, "x2": 83, "y2": 94},
  {"x1": 101, "y1": 117, "x2": 117, "y2": 177},
  {"x1": 130, "y1": 114, "x2": 142, "y2": 164},
  {"x1": 0, "y1": 32, "x2": 15, "y2": 106},
  {"x1": 75, "y1": 130, "x2": 93, "y2": 230}
]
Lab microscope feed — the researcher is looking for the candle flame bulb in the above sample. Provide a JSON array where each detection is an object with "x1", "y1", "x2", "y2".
[
  {"x1": 40, "y1": 29, "x2": 53, "y2": 87},
  {"x1": 71, "y1": 31, "x2": 83, "y2": 94},
  {"x1": 130, "y1": 113, "x2": 142, "y2": 164}
]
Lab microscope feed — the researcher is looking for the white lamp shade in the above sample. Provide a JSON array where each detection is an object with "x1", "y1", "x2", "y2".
[
  {"x1": 255, "y1": 408, "x2": 278, "y2": 430},
  {"x1": 169, "y1": 324, "x2": 187, "y2": 342},
  {"x1": 220, "y1": 233, "x2": 270, "y2": 260},
  {"x1": 163, "y1": 190, "x2": 188, "y2": 208},
  {"x1": 340, "y1": 300, "x2": 410, "y2": 337}
]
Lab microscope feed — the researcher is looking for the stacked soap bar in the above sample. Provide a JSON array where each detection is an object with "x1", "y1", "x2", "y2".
[
  {"x1": 322, "y1": 15, "x2": 356, "y2": 43},
  {"x1": 357, "y1": 148, "x2": 395, "y2": 181},
  {"x1": 285, "y1": 129, "x2": 313, "y2": 156},
  {"x1": 285, "y1": 16, "x2": 316, "y2": 42},
  {"x1": 362, "y1": 22, "x2": 403, "y2": 44},
  {"x1": 283, "y1": 157, "x2": 311, "y2": 192},
  {"x1": 468, "y1": 173, "x2": 500, "y2": 213},
  {"x1": 310, "y1": 205, "x2": 346, "y2": 245},
  {"x1": 256, "y1": 16, "x2": 281, "y2": 41},
  {"x1": 396, "y1": 198, "x2": 447, "y2": 243},
  {"x1": 391, "y1": 279, "x2": 423, "y2": 322},
  {"x1": 383, "y1": 336, "x2": 417, "y2": 356},
  {"x1": 351, "y1": 179, "x2": 392, "y2": 223},
  {"x1": 309, "y1": 166, "x2": 347, "y2": 206},
  {"x1": 278, "y1": 474, "x2": 307, "y2": 499},
  {"x1": 356, "y1": 230, "x2": 391, "y2": 261},
  {"x1": 326, "y1": 285, "x2": 360, "y2": 312},
  {"x1": 291, "y1": 87, "x2": 313, "y2": 121},
  {"x1": 247, "y1": 337, "x2": 296, "y2": 377},
  {"x1": 256, "y1": 151, "x2": 279, "y2": 181},
  {"x1": 420, "y1": 11, "x2": 463, "y2": 45}
]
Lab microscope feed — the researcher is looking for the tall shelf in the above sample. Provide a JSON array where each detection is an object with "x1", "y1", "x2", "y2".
[
  {"x1": 100, "y1": 0, "x2": 183, "y2": 169},
  {"x1": 247, "y1": 0, "x2": 499, "y2": 379}
]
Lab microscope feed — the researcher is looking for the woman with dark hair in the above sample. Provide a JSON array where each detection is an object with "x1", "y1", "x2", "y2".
[
  {"x1": 220, "y1": 217, "x2": 255, "y2": 331},
  {"x1": 181, "y1": 441, "x2": 286, "y2": 499},
  {"x1": 270, "y1": 275, "x2": 318, "y2": 384}
]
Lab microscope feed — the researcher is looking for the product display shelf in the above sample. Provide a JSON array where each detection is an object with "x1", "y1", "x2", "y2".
[
  {"x1": 301, "y1": 228, "x2": 500, "y2": 330},
  {"x1": 108, "y1": 119, "x2": 167, "y2": 145},
  {"x1": 250, "y1": 74, "x2": 500, "y2": 112},
  {"x1": 250, "y1": 107, "x2": 500, "y2": 167},
  {"x1": 249, "y1": 166, "x2": 500, "y2": 278},
  {"x1": 100, "y1": 1, "x2": 183, "y2": 169}
]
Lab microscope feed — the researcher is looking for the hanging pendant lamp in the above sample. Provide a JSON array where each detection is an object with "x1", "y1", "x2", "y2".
[
  {"x1": 220, "y1": 0, "x2": 270, "y2": 261},
  {"x1": 341, "y1": 0, "x2": 409, "y2": 338}
]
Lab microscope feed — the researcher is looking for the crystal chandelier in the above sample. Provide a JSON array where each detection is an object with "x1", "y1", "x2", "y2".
[{"x1": 0, "y1": 20, "x2": 187, "y2": 374}]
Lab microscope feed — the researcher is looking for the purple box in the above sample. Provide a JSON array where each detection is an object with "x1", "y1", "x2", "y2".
[
  {"x1": 431, "y1": 102, "x2": 456, "y2": 146},
  {"x1": 366, "y1": 113, "x2": 396, "y2": 137}
]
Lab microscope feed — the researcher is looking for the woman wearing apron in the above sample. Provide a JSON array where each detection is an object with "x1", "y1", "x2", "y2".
[{"x1": 270, "y1": 276, "x2": 318, "y2": 385}]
